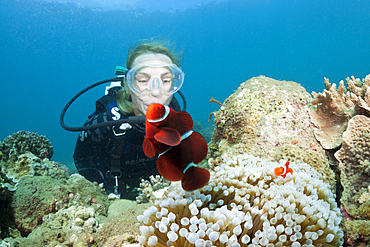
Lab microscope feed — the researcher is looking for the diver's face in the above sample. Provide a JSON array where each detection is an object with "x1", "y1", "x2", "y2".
[{"x1": 130, "y1": 56, "x2": 174, "y2": 115}]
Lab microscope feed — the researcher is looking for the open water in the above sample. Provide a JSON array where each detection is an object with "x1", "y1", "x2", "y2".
[{"x1": 0, "y1": 0, "x2": 369, "y2": 169}]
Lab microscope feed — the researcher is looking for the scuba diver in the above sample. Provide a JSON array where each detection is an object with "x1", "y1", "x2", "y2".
[{"x1": 62, "y1": 40, "x2": 186, "y2": 199}]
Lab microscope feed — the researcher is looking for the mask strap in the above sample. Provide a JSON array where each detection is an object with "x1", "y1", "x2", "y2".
[{"x1": 133, "y1": 53, "x2": 172, "y2": 66}]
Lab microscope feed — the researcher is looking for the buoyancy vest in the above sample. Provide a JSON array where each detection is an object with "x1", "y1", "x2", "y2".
[{"x1": 91, "y1": 87, "x2": 181, "y2": 188}]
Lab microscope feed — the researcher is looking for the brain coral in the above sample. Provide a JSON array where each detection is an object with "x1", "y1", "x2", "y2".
[
  {"x1": 0, "y1": 130, "x2": 53, "y2": 162},
  {"x1": 209, "y1": 76, "x2": 335, "y2": 187},
  {"x1": 137, "y1": 153, "x2": 344, "y2": 247},
  {"x1": 334, "y1": 115, "x2": 370, "y2": 217}
]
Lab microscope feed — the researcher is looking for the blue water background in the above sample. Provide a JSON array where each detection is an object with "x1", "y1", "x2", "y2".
[{"x1": 1, "y1": 0, "x2": 369, "y2": 169}]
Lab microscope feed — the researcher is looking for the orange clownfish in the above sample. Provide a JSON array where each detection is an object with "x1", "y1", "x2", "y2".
[
  {"x1": 274, "y1": 161, "x2": 293, "y2": 178},
  {"x1": 143, "y1": 103, "x2": 210, "y2": 191}
]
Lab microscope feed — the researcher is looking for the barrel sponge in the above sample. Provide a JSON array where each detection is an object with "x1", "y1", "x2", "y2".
[{"x1": 137, "y1": 153, "x2": 344, "y2": 247}]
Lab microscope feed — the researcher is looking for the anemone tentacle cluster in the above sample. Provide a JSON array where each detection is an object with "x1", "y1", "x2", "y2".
[{"x1": 137, "y1": 153, "x2": 344, "y2": 247}]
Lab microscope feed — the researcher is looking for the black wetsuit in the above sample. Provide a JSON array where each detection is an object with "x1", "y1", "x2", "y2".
[{"x1": 73, "y1": 88, "x2": 180, "y2": 199}]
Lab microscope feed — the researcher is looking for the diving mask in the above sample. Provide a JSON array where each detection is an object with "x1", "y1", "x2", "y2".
[{"x1": 126, "y1": 63, "x2": 184, "y2": 96}]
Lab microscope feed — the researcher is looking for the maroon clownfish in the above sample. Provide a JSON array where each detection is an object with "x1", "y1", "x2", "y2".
[
  {"x1": 274, "y1": 161, "x2": 293, "y2": 178},
  {"x1": 142, "y1": 103, "x2": 210, "y2": 191}
]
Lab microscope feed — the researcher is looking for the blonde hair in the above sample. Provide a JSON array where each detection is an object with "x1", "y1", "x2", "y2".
[{"x1": 117, "y1": 40, "x2": 183, "y2": 114}]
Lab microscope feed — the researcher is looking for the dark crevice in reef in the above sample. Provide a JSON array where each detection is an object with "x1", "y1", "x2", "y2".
[{"x1": 326, "y1": 147, "x2": 343, "y2": 208}]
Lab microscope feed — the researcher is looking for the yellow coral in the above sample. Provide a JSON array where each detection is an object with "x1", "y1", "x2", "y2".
[
  {"x1": 249, "y1": 112, "x2": 260, "y2": 125},
  {"x1": 358, "y1": 186, "x2": 370, "y2": 204}
]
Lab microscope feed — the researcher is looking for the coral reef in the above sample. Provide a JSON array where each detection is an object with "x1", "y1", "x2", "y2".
[
  {"x1": 309, "y1": 78, "x2": 356, "y2": 150},
  {"x1": 136, "y1": 175, "x2": 171, "y2": 204},
  {"x1": 11, "y1": 174, "x2": 109, "y2": 237},
  {"x1": 0, "y1": 131, "x2": 114, "y2": 246},
  {"x1": 309, "y1": 75, "x2": 370, "y2": 150},
  {"x1": 0, "y1": 131, "x2": 69, "y2": 242},
  {"x1": 4, "y1": 152, "x2": 36, "y2": 186},
  {"x1": 308, "y1": 74, "x2": 370, "y2": 246},
  {"x1": 137, "y1": 153, "x2": 344, "y2": 246},
  {"x1": 0, "y1": 130, "x2": 53, "y2": 162},
  {"x1": 208, "y1": 76, "x2": 335, "y2": 188},
  {"x1": 2, "y1": 152, "x2": 70, "y2": 191},
  {"x1": 346, "y1": 74, "x2": 370, "y2": 113},
  {"x1": 0, "y1": 161, "x2": 12, "y2": 195},
  {"x1": 5, "y1": 73, "x2": 370, "y2": 246},
  {"x1": 334, "y1": 115, "x2": 370, "y2": 218}
]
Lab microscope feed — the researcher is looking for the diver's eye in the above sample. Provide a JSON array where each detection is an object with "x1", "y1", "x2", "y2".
[
  {"x1": 137, "y1": 79, "x2": 149, "y2": 84},
  {"x1": 135, "y1": 74, "x2": 150, "y2": 84},
  {"x1": 162, "y1": 78, "x2": 172, "y2": 84}
]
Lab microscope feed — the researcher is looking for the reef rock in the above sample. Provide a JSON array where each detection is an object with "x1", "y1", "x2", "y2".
[
  {"x1": 94, "y1": 199, "x2": 150, "y2": 247},
  {"x1": 10, "y1": 204, "x2": 105, "y2": 247},
  {"x1": 208, "y1": 76, "x2": 335, "y2": 187},
  {"x1": 11, "y1": 174, "x2": 109, "y2": 237}
]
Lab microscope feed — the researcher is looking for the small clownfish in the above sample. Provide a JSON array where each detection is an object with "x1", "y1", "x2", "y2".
[
  {"x1": 143, "y1": 103, "x2": 210, "y2": 191},
  {"x1": 274, "y1": 161, "x2": 293, "y2": 178}
]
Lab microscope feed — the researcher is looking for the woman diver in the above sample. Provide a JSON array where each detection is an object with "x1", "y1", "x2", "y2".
[{"x1": 72, "y1": 40, "x2": 185, "y2": 199}]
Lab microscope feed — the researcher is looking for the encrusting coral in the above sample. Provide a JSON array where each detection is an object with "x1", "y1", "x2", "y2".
[
  {"x1": 334, "y1": 115, "x2": 370, "y2": 217},
  {"x1": 137, "y1": 153, "x2": 344, "y2": 247}
]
